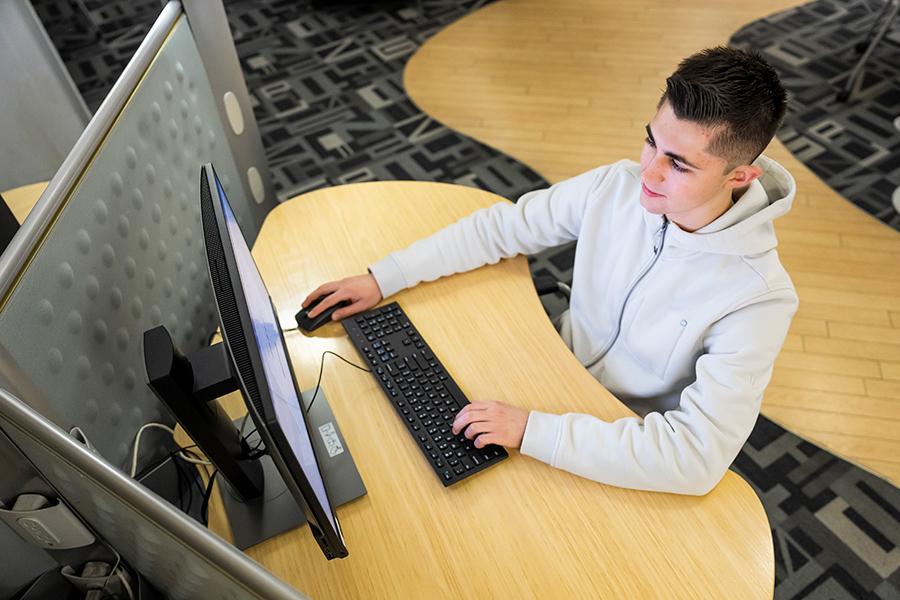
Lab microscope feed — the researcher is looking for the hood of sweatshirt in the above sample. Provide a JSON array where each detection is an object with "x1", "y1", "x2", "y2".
[{"x1": 639, "y1": 154, "x2": 796, "y2": 256}]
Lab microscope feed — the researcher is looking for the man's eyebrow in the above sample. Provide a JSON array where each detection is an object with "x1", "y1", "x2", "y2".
[{"x1": 645, "y1": 124, "x2": 701, "y2": 170}]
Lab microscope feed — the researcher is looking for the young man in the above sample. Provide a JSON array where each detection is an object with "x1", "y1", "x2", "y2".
[{"x1": 302, "y1": 47, "x2": 798, "y2": 496}]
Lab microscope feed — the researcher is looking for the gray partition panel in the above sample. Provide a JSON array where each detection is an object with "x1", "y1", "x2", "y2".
[
  {"x1": 0, "y1": 0, "x2": 91, "y2": 190},
  {"x1": 0, "y1": 434, "x2": 58, "y2": 598},
  {"x1": 0, "y1": 388, "x2": 307, "y2": 600},
  {"x1": 183, "y1": 0, "x2": 278, "y2": 215},
  {"x1": 0, "y1": 15, "x2": 263, "y2": 471}
]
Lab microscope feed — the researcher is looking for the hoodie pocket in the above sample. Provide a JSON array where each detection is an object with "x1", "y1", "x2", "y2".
[{"x1": 620, "y1": 297, "x2": 688, "y2": 381}]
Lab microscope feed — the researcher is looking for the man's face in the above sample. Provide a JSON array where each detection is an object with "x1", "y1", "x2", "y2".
[{"x1": 639, "y1": 101, "x2": 736, "y2": 228}]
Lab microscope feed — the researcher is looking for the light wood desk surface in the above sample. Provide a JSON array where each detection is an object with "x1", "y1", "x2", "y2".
[
  {"x1": 2, "y1": 182, "x2": 48, "y2": 224},
  {"x1": 4, "y1": 179, "x2": 773, "y2": 597},
  {"x1": 206, "y1": 180, "x2": 774, "y2": 599}
]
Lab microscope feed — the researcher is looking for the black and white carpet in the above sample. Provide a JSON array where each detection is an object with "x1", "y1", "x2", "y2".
[
  {"x1": 34, "y1": 0, "x2": 900, "y2": 597},
  {"x1": 731, "y1": 0, "x2": 900, "y2": 231}
]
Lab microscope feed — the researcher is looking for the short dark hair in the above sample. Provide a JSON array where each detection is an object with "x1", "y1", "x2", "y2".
[{"x1": 658, "y1": 46, "x2": 787, "y2": 170}]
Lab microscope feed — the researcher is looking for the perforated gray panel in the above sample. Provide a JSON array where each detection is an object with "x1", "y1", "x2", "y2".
[
  {"x1": 0, "y1": 389, "x2": 306, "y2": 600},
  {"x1": 0, "y1": 17, "x2": 262, "y2": 470}
]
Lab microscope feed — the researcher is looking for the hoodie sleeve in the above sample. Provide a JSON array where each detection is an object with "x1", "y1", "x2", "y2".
[
  {"x1": 520, "y1": 289, "x2": 798, "y2": 495},
  {"x1": 368, "y1": 164, "x2": 617, "y2": 299}
]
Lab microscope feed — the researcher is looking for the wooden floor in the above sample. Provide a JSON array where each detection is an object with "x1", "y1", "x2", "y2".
[{"x1": 405, "y1": 0, "x2": 900, "y2": 484}]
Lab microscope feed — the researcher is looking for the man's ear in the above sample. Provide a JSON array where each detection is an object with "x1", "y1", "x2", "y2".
[{"x1": 726, "y1": 164, "x2": 763, "y2": 189}]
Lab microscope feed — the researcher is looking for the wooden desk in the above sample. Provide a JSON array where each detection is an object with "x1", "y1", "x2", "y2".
[
  {"x1": 209, "y1": 180, "x2": 774, "y2": 599},
  {"x1": 1, "y1": 182, "x2": 48, "y2": 224}
]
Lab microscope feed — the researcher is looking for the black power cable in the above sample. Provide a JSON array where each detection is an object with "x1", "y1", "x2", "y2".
[
  {"x1": 305, "y1": 350, "x2": 371, "y2": 414},
  {"x1": 200, "y1": 470, "x2": 219, "y2": 527}
]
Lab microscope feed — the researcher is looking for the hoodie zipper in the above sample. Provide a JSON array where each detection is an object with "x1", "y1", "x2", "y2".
[{"x1": 583, "y1": 216, "x2": 669, "y2": 370}]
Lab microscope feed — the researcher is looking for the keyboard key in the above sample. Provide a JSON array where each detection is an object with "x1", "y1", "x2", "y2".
[{"x1": 412, "y1": 353, "x2": 429, "y2": 371}]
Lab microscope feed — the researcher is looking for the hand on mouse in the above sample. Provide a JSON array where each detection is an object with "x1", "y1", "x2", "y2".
[
  {"x1": 451, "y1": 401, "x2": 529, "y2": 449},
  {"x1": 302, "y1": 273, "x2": 383, "y2": 321}
]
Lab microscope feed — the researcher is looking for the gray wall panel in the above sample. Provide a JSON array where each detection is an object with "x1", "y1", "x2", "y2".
[
  {"x1": 0, "y1": 16, "x2": 257, "y2": 472},
  {"x1": 0, "y1": 0, "x2": 90, "y2": 190},
  {"x1": 0, "y1": 388, "x2": 307, "y2": 599}
]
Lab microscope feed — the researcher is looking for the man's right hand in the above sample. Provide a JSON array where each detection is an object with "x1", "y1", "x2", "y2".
[{"x1": 302, "y1": 273, "x2": 383, "y2": 322}]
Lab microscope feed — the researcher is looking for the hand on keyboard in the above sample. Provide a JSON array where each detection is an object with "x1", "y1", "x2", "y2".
[
  {"x1": 303, "y1": 273, "x2": 383, "y2": 321},
  {"x1": 451, "y1": 401, "x2": 529, "y2": 449},
  {"x1": 343, "y1": 302, "x2": 509, "y2": 485}
]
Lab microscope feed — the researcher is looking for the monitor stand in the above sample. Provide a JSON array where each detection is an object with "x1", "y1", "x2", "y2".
[
  {"x1": 143, "y1": 325, "x2": 366, "y2": 551},
  {"x1": 220, "y1": 389, "x2": 366, "y2": 550}
]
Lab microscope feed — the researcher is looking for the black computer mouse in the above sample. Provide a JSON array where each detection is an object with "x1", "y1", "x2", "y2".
[{"x1": 295, "y1": 294, "x2": 352, "y2": 333}]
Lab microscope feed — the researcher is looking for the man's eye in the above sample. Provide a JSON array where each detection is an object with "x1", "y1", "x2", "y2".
[
  {"x1": 645, "y1": 136, "x2": 656, "y2": 147},
  {"x1": 671, "y1": 161, "x2": 688, "y2": 173}
]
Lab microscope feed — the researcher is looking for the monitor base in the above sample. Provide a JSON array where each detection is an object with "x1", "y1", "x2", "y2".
[{"x1": 218, "y1": 388, "x2": 366, "y2": 550}]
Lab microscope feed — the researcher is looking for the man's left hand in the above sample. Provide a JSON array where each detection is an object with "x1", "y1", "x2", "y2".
[{"x1": 451, "y1": 401, "x2": 529, "y2": 449}]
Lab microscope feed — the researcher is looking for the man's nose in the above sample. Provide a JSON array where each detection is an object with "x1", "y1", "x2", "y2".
[{"x1": 644, "y1": 156, "x2": 665, "y2": 185}]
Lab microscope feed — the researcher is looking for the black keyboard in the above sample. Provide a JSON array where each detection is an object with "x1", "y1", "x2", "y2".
[{"x1": 343, "y1": 302, "x2": 508, "y2": 485}]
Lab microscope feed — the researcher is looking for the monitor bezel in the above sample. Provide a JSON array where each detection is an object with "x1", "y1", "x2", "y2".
[{"x1": 199, "y1": 163, "x2": 346, "y2": 559}]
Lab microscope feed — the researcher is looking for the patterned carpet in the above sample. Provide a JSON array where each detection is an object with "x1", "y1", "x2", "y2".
[
  {"x1": 33, "y1": 0, "x2": 900, "y2": 597},
  {"x1": 731, "y1": 0, "x2": 900, "y2": 231}
]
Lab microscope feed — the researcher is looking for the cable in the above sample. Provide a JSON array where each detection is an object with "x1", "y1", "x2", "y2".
[
  {"x1": 134, "y1": 444, "x2": 199, "y2": 483},
  {"x1": 305, "y1": 350, "x2": 371, "y2": 414},
  {"x1": 172, "y1": 447, "x2": 195, "y2": 514},
  {"x1": 67, "y1": 424, "x2": 207, "y2": 512},
  {"x1": 117, "y1": 566, "x2": 135, "y2": 600},
  {"x1": 137, "y1": 443, "x2": 207, "y2": 515},
  {"x1": 139, "y1": 443, "x2": 207, "y2": 513},
  {"x1": 173, "y1": 449, "x2": 187, "y2": 513},
  {"x1": 68, "y1": 426, "x2": 96, "y2": 452},
  {"x1": 200, "y1": 470, "x2": 219, "y2": 527},
  {"x1": 235, "y1": 411, "x2": 267, "y2": 460},
  {"x1": 99, "y1": 547, "x2": 123, "y2": 599},
  {"x1": 242, "y1": 434, "x2": 266, "y2": 460},
  {"x1": 238, "y1": 414, "x2": 261, "y2": 452},
  {"x1": 235, "y1": 350, "x2": 370, "y2": 452},
  {"x1": 130, "y1": 423, "x2": 211, "y2": 478},
  {"x1": 97, "y1": 544, "x2": 135, "y2": 600},
  {"x1": 135, "y1": 446, "x2": 191, "y2": 481}
]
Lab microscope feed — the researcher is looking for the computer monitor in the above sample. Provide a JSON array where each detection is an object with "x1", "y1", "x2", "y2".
[
  {"x1": 0, "y1": 387, "x2": 307, "y2": 600},
  {"x1": 144, "y1": 162, "x2": 364, "y2": 557},
  {"x1": 202, "y1": 161, "x2": 352, "y2": 559}
]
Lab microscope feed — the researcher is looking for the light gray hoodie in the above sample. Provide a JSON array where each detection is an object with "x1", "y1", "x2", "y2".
[{"x1": 369, "y1": 156, "x2": 798, "y2": 495}]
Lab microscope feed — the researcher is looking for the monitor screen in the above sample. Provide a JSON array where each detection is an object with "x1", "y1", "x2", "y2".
[
  {"x1": 200, "y1": 163, "x2": 346, "y2": 558},
  {"x1": 217, "y1": 179, "x2": 336, "y2": 533}
]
